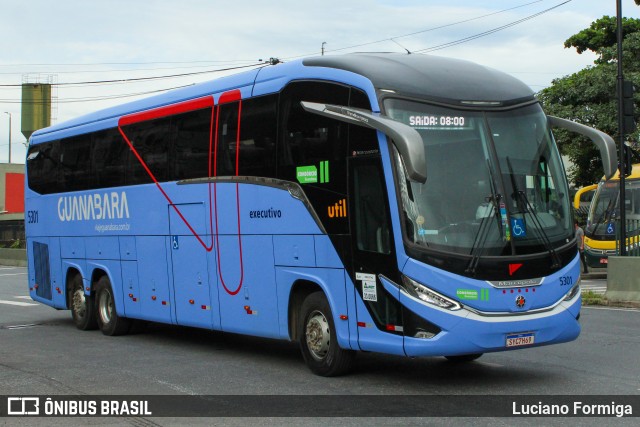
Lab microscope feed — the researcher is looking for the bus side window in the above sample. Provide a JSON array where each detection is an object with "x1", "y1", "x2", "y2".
[
  {"x1": 124, "y1": 117, "x2": 173, "y2": 184},
  {"x1": 353, "y1": 161, "x2": 391, "y2": 254},
  {"x1": 278, "y1": 81, "x2": 349, "y2": 194},
  {"x1": 173, "y1": 107, "x2": 212, "y2": 180},
  {"x1": 93, "y1": 128, "x2": 129, "y2": 189},
  {"x1": 215, "y1": 101, "x2": 240, "y2": 176},
  {"x1": 237, "y1": 95, "x2": 277, "y2": 178},
  {"x1": 27, "y1": 141, "x2": 61, "y2": 194},
  {"x1": 60, "y1": 135, "x2": 92, "y2": 192}
]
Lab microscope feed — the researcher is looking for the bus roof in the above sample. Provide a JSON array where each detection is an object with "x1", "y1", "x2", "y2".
[
  {"x1": 303, "y1": 53, "x2": 535, "y2": 106},
  {"x1": 31, "y1": 53, "x2": 536, "y2": 143}
]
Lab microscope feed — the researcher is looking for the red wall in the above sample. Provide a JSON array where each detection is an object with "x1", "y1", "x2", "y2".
[{"x1": 5, "y1": 173, "x2": 24, "y2": 213}]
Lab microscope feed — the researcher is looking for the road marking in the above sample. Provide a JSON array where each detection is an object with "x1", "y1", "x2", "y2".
[
  {"x1": 0, "y1": 273, "x2": 28, "y2": 277},
  {"x1": 4, "y1": 324, "x2": 39, "y2": 330},
  {"x1": 0, "y1": 299, "x2": 38, "y2": 307},
  {"x1": 14, "y1": 296, "x2": 32, "y2": 300}
]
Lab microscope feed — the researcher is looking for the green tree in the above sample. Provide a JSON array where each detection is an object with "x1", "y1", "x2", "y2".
[{"x1": 538, "y1": 16, "x2": 640, "y2": 186}]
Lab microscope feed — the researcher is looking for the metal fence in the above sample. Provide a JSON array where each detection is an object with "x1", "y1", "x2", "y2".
[{"x1": 615, "y1": 219, "x2": 640, "y2": 256}]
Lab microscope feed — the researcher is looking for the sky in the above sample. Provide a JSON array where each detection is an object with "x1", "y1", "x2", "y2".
[{"x1": 1, "y1": 0, "x2": 640, "y2": 164}]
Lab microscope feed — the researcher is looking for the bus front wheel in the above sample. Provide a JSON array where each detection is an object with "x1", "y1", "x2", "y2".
[
  {"x1": 95, "y1": 276, "x2": 131, "y2": 336},
  {"x1": 298, "y1": 291, "x2": 354, "y2": 377},
  {"x1": 70, "y1": 274, "x2": 97, "y2": 331}
]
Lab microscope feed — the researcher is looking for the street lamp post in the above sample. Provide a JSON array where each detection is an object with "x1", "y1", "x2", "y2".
[{"x1": 3, "y1": 112, "x2": 10, "y2": 164}]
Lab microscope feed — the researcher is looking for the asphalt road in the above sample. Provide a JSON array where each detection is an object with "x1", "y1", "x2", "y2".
[{"x1": 0, "y1": 266, "x2": 638, "y2": 426}]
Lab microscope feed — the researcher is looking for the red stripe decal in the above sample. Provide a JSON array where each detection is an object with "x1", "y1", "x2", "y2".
[
  {"x1": 218, "y1": 89, "x2": 242, "y2": 105},
  {"x1": 118, "y1": 96, "x2": 214, "y2": 127},
  {"x1": 118, "y1": 90, "x2": 245, "y2": 296}
]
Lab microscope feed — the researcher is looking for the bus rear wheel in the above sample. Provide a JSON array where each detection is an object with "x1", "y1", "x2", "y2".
[
  {"x1": 95, "y1": 276, "x2": 131, "y2": 336},
  {"x1": 70, "y1": 274, "x2": 97, "y2": 331},
  {"x1": 298, "y1": 291, "x2": 354, "y2": 377}
]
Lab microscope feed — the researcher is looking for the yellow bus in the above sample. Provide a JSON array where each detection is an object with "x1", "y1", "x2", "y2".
[{"x1": 581, "y1": 164, "x2": 640, "y2": 266}]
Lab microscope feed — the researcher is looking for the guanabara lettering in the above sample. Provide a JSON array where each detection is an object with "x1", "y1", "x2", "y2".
[{"x1": 57, "y1": 192, "x2": 130, "y2": 222}]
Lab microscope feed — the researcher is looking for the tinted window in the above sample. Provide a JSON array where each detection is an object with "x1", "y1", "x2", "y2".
[
  {"x1": 123, "y1": 117, "x2": 173, "y2": 184},
  {"x1": 278, "y1": 81, "x2": 349, "y2": 194},
  {"x1": 93, "y1": 128, "x2": 130, "y2": 189},
  {"x1": 173, "y1": 108, "x2": 212, "y2": 180},
  {"x1": 215, "y1": 101, "x2": 240, "y2": 176},
  {"x1": 27, "y1": 141, "x2": 61, "y2": 194},
  {"x1": 238, "y1": 95, "x2": 277, "y2": 178}
]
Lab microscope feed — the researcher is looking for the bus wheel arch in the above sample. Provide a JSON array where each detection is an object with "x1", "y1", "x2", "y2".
[
  {"x1": 288, "y1": 280, "x2": 323, "y2": 343},
  {"x1": 66, "y1": 268, "x2": 97, "y2": 331}
]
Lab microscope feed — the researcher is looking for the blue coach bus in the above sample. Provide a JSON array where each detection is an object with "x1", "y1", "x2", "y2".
[{"x1": 25, "y1": 53, "x2": 617, "y2": 376}]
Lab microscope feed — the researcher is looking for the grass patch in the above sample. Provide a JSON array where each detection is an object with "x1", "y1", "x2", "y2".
[{"x1": 581, "y1": 290, "x2": 607, "y2": 306}]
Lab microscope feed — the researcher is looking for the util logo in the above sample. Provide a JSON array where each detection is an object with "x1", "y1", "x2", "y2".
[{"x1": 328, "y1": 199, "x2": 347, "y2": 218}]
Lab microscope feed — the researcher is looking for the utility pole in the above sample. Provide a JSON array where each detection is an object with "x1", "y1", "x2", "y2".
[
  {"x1": 616, "y1": 0, "x2": 627, "y2": 255},
  {"x1": 3, "y1": 112, "x2": 10, "y2": 164},
  {"x1": 322, "y1": 42, "x2": 326, "y2": 56}
]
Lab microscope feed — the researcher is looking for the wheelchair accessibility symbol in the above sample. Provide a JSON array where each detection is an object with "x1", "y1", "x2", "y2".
[
  {"x1": 172, "y1": 235, "x2": 179, "y2": 250},
  {"x1": 511, "y1": 218, "x2": 527, "y2": 237},
  {"x1": 607, "y1": 222, "x2": 615, "y2": 235}
]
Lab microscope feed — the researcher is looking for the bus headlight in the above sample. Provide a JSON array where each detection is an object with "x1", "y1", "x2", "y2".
[
  {"x1": 401, "y1": 276, "x2": 462, "y2": 311},
  {"x1": 563, "y1": 280, "x2": 581, "y2": 301}
]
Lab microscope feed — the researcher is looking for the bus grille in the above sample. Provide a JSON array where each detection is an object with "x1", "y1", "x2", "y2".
[{"x1": 33, "y1": 242, "x2": 52, "y2": 300}]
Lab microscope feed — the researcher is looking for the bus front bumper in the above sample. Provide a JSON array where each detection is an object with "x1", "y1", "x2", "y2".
[{"x1": 402, "y1": 292, "x2": 581, "y2": 358}]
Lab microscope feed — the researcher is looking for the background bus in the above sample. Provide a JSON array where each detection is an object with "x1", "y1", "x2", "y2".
[
  {"x1": 25, "y1": 53, "x2": 615, "y2": 376},
  {"x1": 583, "y1": 163, "x2": 640, "y2": 266}
]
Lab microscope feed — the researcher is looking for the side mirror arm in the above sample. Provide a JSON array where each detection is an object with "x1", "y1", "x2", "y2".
[
  {"x1": 301, "y1": 101, "x2": 427, "y2": 183},
  {"x1": 547, "y1": 115, "x2": 618, "y2": 180}
]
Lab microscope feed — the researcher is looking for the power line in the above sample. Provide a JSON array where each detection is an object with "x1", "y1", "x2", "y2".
[
  {"x1": 0, "y1": 84, "x2": 194, "y2": 104},
  {"x1": 0, "y1": 62, "x2": 265, "y2": 87},
  {"x1": 414, "y1": 0, "x2": 572, "y2": 53},
  {"x1": 0, "y1": 59, "x2": 260, "y2": 67},
  {"x1": 283, "y1": 0, "x2": 545, "y2": 59}
]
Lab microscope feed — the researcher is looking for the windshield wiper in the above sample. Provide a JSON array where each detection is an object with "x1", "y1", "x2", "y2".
[
  {"x1": 466, "y1": 159, "x2": 504, "y2": 275},
  {"x1": 506, "y1": 156, "x2": 561, "y2": 269}
]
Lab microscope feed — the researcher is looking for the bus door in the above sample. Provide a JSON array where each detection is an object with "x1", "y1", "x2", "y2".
[
  {"x1": 348, "y1": 155, "x2": 405, "y2": 355},
  {"x1": 169, "y1": 202, "x2": 216, "y2": 329},
  {"x1": 213, "y1": 91, "x2": 279, "y2": 338}
]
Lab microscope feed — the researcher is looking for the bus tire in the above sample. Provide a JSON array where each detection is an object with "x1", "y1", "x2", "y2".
[
  {"x1": 70, "y1": 274, "x2": 97, "y2": 331},
  {"x1": 444, "y1": 353, "x2": 483, "y2": 363},
  {"x1": 298, "y1": 291, "x2": 354, "y2": 377},
  {"x1": 95, "y1": 276, "x2": 130, "y2": 336}
]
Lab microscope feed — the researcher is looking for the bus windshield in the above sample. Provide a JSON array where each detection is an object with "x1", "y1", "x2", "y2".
[{"x1": 385, "y1": 100, "x2": 573, "y2": 256}]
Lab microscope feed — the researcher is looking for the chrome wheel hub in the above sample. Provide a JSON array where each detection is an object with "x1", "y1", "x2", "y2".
[
  {"x1": 98, "y1": 291, "x2": 113, "y2": 324},
  {"x1": 305, "y1": 311, "x2": 330, "y2": 361},
  {"x1": 72, "y1": 289, "x2": 86, "y2": 318}
]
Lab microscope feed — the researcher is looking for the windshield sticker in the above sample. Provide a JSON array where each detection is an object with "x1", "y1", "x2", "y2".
[
  {"x1": 511, "y1": 218, "x2": 527, "y2": 238},
  {"x1": 356, "y1": 273, "x2": 377, "y2": 302},
  {"x1": 296, "y1": 161, "x2": 329, "y2": 184},
  {"x1": 500, "y1": 202, "x2": 511, "y2": 241}
]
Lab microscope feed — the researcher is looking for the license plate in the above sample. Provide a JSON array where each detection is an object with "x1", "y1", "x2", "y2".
[{"x1": 506, "y1": 332, "x2": 535, "y2": 348}]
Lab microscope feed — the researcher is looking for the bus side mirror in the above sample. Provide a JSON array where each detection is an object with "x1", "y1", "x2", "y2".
[
  {"x1": 547, "y1": 115, "x2": 618, "y2": 180},
  {"x1": 301, "y1": 101, "x2": 427, "y2": 183}
]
